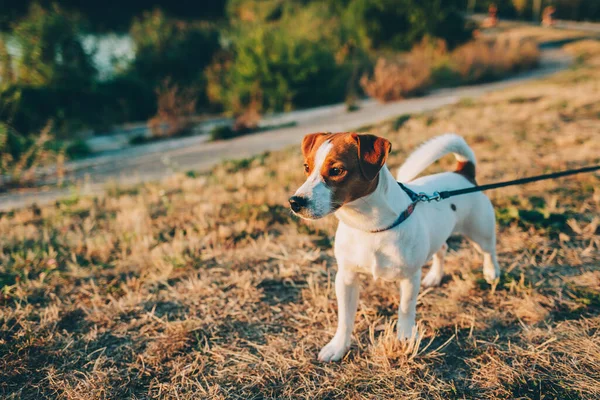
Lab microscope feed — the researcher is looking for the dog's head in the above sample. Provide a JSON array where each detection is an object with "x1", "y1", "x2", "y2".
[{"x1": 289, "y1": 132, "x2": 391, "y2": 219}]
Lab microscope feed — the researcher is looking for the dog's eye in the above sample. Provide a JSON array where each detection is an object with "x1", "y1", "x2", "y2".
[
  {"x1": 329, "y1": 167, "x2": 342, "y2": 176},
  {"x1": 303, "y1": 164, "x2": 310, "y2": 173}
]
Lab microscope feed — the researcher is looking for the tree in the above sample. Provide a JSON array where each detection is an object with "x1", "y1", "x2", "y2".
[
  {"x1": 343, "y1": 0, "x2": 472, "y2": 51},
  {"x1": 128, "y1": 9, "x2": 220, "y2": 107},
  {"x1": 12, "y1": 3, "x2": 96, "y2": 89}
]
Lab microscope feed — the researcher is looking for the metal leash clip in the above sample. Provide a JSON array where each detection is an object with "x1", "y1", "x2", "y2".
[{"x1": 417, "y1": 191, "x2": 442, "y2": 203}]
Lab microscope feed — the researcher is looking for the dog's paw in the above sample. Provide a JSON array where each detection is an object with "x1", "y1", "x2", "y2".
[
  {"x1": 422, "y1": 270, "x2": 443, "y2": 287},
  {"x1": 483, "y1": 265, "x2": 500, "y2": 284},
  {"x1": 318, "y1": 339, "x2": 350, "y2": 362},
  {"x1": 397, "y1": 321, "x2": 417, "y2": 341}
]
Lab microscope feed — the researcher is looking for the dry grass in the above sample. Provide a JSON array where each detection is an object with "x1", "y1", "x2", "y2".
[
  {"x1": 563, "y1": 40, "x2": 600, "y2": 66},
  {"x1": 0, "y1": 122, "x2": 65, "y2": 190},
  {"x1": 147, "y1": 78, "x2": 197, "y2": 138},
  {"x1": 451, "y1": 36, "x2": 539, "y2": 83},
  {"x1": 360, "y1": 39, "x2": 442, "y2": 101},
  {"x1": 361, "y1": 35, "x2": 540, "y2": 103},
  {"x1": 1, "y1": 43, "x2": 600, "y2": 399}
]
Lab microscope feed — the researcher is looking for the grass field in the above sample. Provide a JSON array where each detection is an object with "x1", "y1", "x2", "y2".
[{"x1": 1, "y1": 41, "x2": 600, "y2": 399}]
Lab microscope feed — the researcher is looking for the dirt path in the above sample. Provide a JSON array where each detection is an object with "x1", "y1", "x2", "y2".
[{"x1": 0, "y1": 48, "x2": 572, "y2": 211}]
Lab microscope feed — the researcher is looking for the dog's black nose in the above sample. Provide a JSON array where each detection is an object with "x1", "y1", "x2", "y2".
[{"x1": 289, "y1": 196, "x2": 307, "y2": 213}]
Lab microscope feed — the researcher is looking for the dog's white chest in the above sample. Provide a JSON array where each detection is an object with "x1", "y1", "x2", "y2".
[{"x1": 334, "y1": 224, "x2": 413, "y2": 281}]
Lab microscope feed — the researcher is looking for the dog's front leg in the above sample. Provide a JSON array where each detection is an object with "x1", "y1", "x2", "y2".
[
  {"x1": 318, "y1": 267, "x2": 359, "y2": 362},
  {"x1": 397, "y1": 269, "x2": 422, "y2": 340}
]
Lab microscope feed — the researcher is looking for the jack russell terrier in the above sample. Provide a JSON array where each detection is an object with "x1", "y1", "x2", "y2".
[{"x1": 289, "y1": 132, "x2": 500, "y2": 362}]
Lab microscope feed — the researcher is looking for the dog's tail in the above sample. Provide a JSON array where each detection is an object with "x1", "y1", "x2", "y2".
[{"x1": 396, "y1": 133, "x2": 476, "y2": 182}]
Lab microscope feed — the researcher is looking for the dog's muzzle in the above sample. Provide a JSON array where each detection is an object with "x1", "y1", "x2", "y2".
[{"x1": 288, "y1": 196, "x2": 308, "y2": 213}]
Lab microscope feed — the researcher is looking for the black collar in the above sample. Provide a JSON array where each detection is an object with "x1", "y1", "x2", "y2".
[{"x1": 368, "y1": 182, "x2": 420, "y2": 233}]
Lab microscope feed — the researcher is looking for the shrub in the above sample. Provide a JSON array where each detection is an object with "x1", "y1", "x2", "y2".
[
  {"x1": 343, "y1": 0, "x2": 472, "y2": 50},
  {"x1": 360, "y1": 39, "x2": 446, "y2": 102},
  {"x1": 361, "y1": 36, "x2": 540, "y2": 103},
  {"x1": 129, "y1": 9, "x2": 219, "y2": 109},
  {"x1": 232, "y1": 99, "x2": 261, "y2": 133},
  {"x1": 0, "y1": 4, "x2": 152, "y2": 137},
  {"x1": 451, "y1": 37, "x2": 540, "y2": 83},
  {"x1": 0, "y1": 122, "x2": 64, "y2": 189},
  {"x1": 209, "y1": 125, "x2": 237, "y2": 141},
  {"x1": 0, "y1": 79, "x2": 155, "y2": 137},
  {"x1": 0, "y1": 38, "x2": 15, "y2": 85},
  {"x1": 209, "y1": 98, "x2": 261, "y2": 141},
  {"x1": 65, "y1": 139, "x2": 91, "y2": 159},
  {"x1": 206, "y1": 2, "x2": 360, "y2": 114},
  {"x1": 147, "y1": 79, "x2": 198, "y2": 138},
  {"x1": 11, "y1": 3, "x2": 96, "y2": 89}
]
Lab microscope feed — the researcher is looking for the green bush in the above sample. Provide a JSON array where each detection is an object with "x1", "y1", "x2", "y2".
[
  {"x1": 128, "y1": 9, "x2": 220, "y2": 109},
  {"x1": 209, "y1": 125, "x2": 238, "y2": 141},
  {"x1": 209, "y1": 0, "x2": 472, "y2": 115},
  {"x1": 343, "y1": 0, "x2": 472, "y2": 50},
  {"x1": 207, "y1": 2, "x2": 362, "y2": 114},
  {"x1": 65, "y1": 139, "x2": 91, "y2": 159},
  {"x1": 11, "y1": 3, "x2": 96, "y2": 89},
  {"x1": 0, "y1": 79, "x2": 155, "y2": 137}
]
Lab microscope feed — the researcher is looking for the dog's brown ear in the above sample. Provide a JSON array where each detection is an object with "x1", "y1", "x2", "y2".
[
  {"x1": 351, "y1": 133, "x2": 391, "y2": 181},
  {"x1": 301, "y1": 132, "x2": 329, "y2": 158}
]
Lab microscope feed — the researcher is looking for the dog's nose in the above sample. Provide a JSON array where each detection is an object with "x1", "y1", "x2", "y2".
[{"x1": 289, "y1": 196, "x2": 307, "y2": 213}]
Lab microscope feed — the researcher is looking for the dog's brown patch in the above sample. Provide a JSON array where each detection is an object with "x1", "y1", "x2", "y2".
[
  {"x1": 301, "y1": 132, "x2": 391, "y2": 209},
  {"x1": 455, "y1": 160, "x2": 477, "y2": 184}
]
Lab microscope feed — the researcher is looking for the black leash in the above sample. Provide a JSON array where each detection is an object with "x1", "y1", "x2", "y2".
[
  {"x1": 437, "y1": 165, "x2": 600, "y2": 200},
  {"x1": 370, "y1": 165, "x2": 599, "y2": 233}
]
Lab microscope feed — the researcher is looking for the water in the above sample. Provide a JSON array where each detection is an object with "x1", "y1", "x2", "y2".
[
  {"x1": 82, "y1": 34, "x2": 134, "y2": 80},
  {"x1": 3, "y1": 33, "x2": 134, "y2": 82}
]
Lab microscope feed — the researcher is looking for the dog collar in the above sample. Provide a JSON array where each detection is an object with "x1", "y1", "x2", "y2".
[{"x1": 368, "y1": 182, "x2": 421, "y2": 233}]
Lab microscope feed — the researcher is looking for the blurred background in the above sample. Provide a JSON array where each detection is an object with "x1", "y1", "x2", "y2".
[{"x1": 0, "y1": 0, "x2": 599, "y2": 205}]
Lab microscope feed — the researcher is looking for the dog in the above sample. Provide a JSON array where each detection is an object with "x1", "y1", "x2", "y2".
[{"x1": 289, "y1": 132, "x2": 500, "y2": 362}]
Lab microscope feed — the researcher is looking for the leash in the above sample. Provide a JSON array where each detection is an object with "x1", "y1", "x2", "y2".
[
  {"x1": 371, "y1": 165, "x2": 600, "y2": 233},
  {"x1": 420, "y1": 165, "x2": 600, "y2": 203}
]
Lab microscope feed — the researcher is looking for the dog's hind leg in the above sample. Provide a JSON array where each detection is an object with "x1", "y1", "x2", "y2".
[
  {"x1": 422, "y1": 242, "x2": 448, "y2": 287},
  {"x1": 464, "y1": 196, "x2": 500, "y2": 283}
]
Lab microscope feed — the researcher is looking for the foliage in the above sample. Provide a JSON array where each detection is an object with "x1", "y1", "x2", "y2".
[
  {"x1": 207, "y1": 0, "x2": 473, "y2": 115},
  {"x1": 360, "y1": 39, "x2": 444, "y2": 101},
  {"x1": 344, "y1": 0, "x2": 472, "y2": 50},
  {"x1": 0, "y1": 0, "x2": 228, "y2": 32},
  {"x1": 128, "y1": 8, "x2": 219, "y2": 109},
  {"x1": 206, "y1": 2, "x2": 362, "y2": 114},
  {"x1": 11, "y1": 3, "x2": 96, "y2": 89},
  {"x1": 361, "y1": 36, "x2": 540, "y2": 103},
  {"x1": 450, "y1": 37, "x2": 540, "y2": 83},
  {"x1": 209, "y1": 125, "x2": 238, "y2": 141},
  {"x1": 0, "y1": 121, "x2": 64, "y2": 188},
  {"x1": 0, "y1": 80, "x2": 155, "y2": 137},
  {"x1": 147, "y1": 79, "x2": 197, "y2": 138},
  {"x1": 0, "y1": 37, "x2": 15, "y2": 84}
]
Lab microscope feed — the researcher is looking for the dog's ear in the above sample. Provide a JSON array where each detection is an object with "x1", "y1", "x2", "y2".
[
  {"x1": 351, "y1": 133, "x2": 391, "y2": 181},
  {"x1": 301, "y1": 132, "x2": 329, "y2": 158}
]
